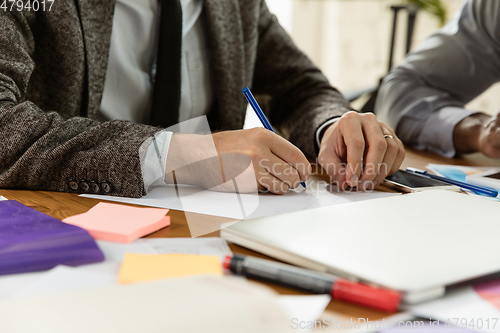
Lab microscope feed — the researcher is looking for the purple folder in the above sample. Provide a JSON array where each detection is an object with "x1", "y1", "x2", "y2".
[{"x1": 0, "y1": 200, "x2": 104, "y2": 276}]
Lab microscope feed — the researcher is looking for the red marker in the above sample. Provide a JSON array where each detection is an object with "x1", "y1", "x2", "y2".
[{"x1": 223, "y1": 254, "x2": 400, "y2": 313}]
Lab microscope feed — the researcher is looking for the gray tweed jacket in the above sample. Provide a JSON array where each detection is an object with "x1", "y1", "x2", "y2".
[{"x1": 0, "y1": 0, "x2": 352, "y2": 197}]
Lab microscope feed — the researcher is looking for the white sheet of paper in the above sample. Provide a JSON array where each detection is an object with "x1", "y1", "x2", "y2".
[
  {"x1": 0, "y1": 271, "x2": 45, "y2": 299},
  {"x1": 0, "y1": 196, "x2": 8, "y2": 201},
  {"x1": 11, "y1": 265, "x2": 328, "y2": 332},
  {"x1": 0, "y1": 262, "x2": 120, "y2": 301},
  {"x1": 0, "y1": 275, "x2": 294, "y2": 333},
  {"x1": 13, "y1": 267, "x2": 329, "y2": 332},
  {"x1": 9, "y1": 271, "x2": 330, "y2": 333},
  {"x1": 96, "y1": 237, "x2": 232, "y2": 263},
  {"x1": 96, "y1": 240, "x2": 156, "y2": 262},
  {"x1": 14, "y1": 265, "x2": 117, "y2": 299},
  {"x1": 408, "y1": 286, "x2": 500, "y2": 333},
  {"x1": 81, "y1": 179, "x2": 400, "y2": 219},
  {"x1": 135, "y1": 237, "x2": 232, "y2": 263},
  {"x1": 276, "y1": 295, "x2": 331, "y2": 333}
]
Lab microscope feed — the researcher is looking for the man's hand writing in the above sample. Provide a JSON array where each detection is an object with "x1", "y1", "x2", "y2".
[{"x1": 165, "y1": 128, "x2": 311, "y2": 195}]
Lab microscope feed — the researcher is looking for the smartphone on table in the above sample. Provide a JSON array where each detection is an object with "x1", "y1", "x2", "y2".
[{"x1": 383, "y1": 170, "x2": 461, "y2": 193}]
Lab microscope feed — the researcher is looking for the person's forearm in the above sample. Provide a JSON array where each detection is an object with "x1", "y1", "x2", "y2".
[
  {"x1": 453, "y1": 113, "x2": 491, "y2": 154},
  {"x1": 164, "y1": 134, "x2": 223, "y2": 188},
  {"x1": 0, "y1": 102, "x2": 160, "y2": 196}
]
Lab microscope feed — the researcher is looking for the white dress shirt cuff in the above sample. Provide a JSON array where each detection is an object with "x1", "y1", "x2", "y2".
[
  {"x1": 418, "y1": 107, "x2": 479, "y2": 158},
  {"x1": 316, "y1": 117, "x2": 341, "y2": 148},
  {"x1": 140, "y1": 130, "x2": 173, "y2": 193}
]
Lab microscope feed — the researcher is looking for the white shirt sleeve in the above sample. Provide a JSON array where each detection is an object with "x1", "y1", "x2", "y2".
[
  {"x1": 140, "y1": 130, "x2": 173, "y2": 193},
  {"x1": 315, "y1": 117, "x2": 341, "y2": 148},
  {"x1": 404, "y1": 106, "x2": 478, "y2": 158}
]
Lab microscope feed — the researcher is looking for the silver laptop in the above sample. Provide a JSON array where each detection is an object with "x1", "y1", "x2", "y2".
[{"x1": 221, "y1": 190, "x2": 500, "y2": 304}]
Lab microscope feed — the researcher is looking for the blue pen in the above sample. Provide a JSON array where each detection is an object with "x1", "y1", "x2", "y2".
[
  {"x1": 242, "y1": 87, "x2": 307, "y2": 189},
  {"x1": 406, "y1": 167, "x2": 498, "y2": 197}
]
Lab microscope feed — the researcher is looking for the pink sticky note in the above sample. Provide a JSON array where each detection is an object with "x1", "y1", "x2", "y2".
[{"x1": 63, "y1": 203, "x2": 170, "y2": 243}]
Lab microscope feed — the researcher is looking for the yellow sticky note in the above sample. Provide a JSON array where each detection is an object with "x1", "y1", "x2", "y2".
[{"x1": 119, "y1": 253, "x2": 222, "y2": 284}]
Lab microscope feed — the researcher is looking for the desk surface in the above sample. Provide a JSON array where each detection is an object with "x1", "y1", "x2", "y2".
[{"x1": 1, "y1": 148, "x2": 499, "y2": 324}]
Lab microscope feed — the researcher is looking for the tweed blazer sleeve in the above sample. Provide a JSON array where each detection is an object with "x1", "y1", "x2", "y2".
[
  {"x1": 251, "y1": 1, "x2": 355, "y2": 158},
  {"x1": 0, "y1": 9, "x2": 161, "y2": 198}
]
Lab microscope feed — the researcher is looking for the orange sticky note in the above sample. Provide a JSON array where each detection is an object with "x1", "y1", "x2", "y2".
[
  {"x1": 63, "y1": 203, "x2": 170, "y2": 243},
  {"x1": 118, "y1": 253, "x2": 222, "y2": 284}
]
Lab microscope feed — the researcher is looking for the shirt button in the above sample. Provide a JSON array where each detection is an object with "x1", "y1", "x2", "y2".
[
  {"x1": 69, "y1": 180, "x2": 79, "y2": 191},
  {"x1": 101, "y1": 182, "x2": 112, "y2": 193},
  {"x1": 79, "y1": 181, "x2": 90, "y2": 193},
  {"x1": 90, "y1": 182, "x2": 100, "y2": 194}
]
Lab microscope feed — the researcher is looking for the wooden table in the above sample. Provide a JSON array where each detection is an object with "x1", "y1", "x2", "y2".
[{"x1": 1, "y1": 148, "x2": 499, "y2": 325}]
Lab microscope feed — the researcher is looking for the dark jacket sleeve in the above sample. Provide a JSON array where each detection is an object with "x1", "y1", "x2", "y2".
[
  {"x1": 0, "y1": 9, "x2": 160, "y2": 197},
  {"x1": 251, "y1": 0, "x2": 354, "y2": 159}
]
